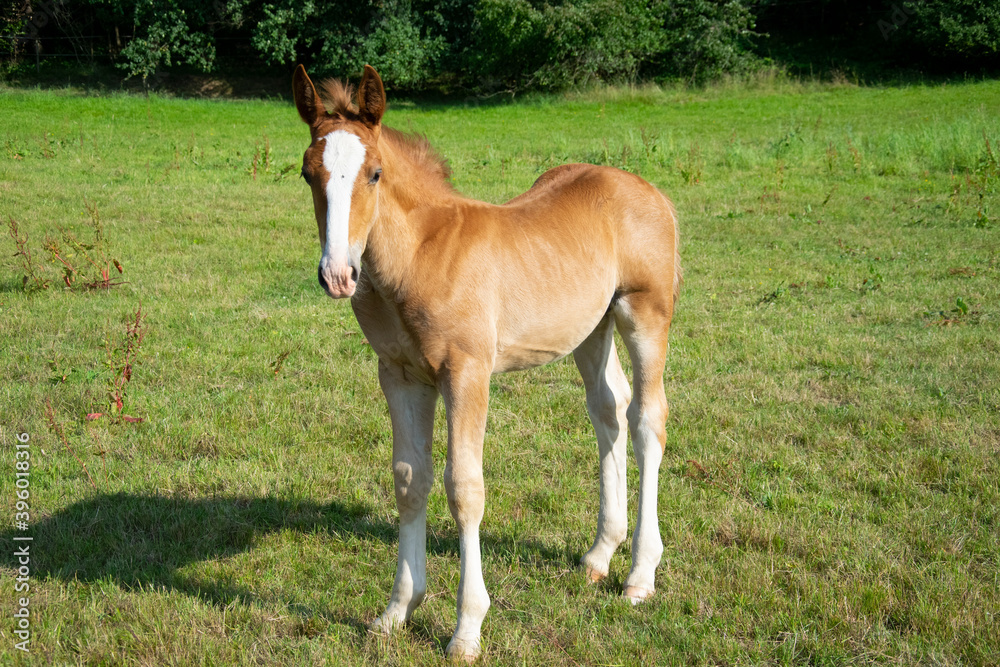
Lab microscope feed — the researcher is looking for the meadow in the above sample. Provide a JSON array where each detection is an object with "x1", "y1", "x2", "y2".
[{"x1": 1, "y1": 75, "x2": 998, "y2": 665}]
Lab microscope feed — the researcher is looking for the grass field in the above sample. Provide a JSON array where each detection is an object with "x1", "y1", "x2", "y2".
[{"x1": 1, "y1": 75, "x2": 999, "y2": 665}]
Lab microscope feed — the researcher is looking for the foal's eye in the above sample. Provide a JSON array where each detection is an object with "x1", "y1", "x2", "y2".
[{"x1": 369, "y1": 168, "x2": 382, "y2": 185}]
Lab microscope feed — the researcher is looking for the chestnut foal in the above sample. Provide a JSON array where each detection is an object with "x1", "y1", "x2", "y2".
[{"x1": 292, "y1": 64, "x2": 680, "y2": 660}]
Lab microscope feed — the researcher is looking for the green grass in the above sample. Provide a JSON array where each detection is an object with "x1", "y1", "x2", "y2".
[{"x1": 1, "y1": 77, "x2": 999, "y2": 665}]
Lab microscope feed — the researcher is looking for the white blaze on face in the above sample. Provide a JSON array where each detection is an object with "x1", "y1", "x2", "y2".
[{"x1": 320, "y1": 129, "x2": 366, "y2": 279}]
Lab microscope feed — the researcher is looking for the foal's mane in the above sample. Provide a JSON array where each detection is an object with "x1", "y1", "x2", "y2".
[
  {"x1": 317, "y1": 78, "x2": 357, "y2": 118},
  {"x1": 318, "y1": 78, "x2": 452, "y2": 188}
]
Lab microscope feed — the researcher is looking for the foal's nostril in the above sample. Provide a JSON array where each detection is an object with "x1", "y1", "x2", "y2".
[
  {"x1": 350, "y1": 265, "x2": 359, "y2": 283},
  {"x1": 318, "y1": 265, "x2": 327, "y2": 290}
]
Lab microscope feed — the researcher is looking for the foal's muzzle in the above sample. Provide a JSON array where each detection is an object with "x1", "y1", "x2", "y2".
[{"x1": 318, "y1": 256, "x2": 360, "y2": 298}]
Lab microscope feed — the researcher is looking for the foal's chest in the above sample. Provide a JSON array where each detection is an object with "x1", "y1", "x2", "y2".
[{"x1": 350, "y1": 275, "x2": 440, "y2": 383}]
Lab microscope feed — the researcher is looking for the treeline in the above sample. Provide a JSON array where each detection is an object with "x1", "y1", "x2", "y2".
[{"x1": 2, "y1": 0, "x2": 999, "y2": 91}]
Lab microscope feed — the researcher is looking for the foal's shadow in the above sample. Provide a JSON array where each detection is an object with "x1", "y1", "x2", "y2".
[
  {"x1": 3, "y1": 493, "x2": 389, "y2": 606},
  {"x1": 3, "y1": 492, "x2": 570, "y2": 631}
]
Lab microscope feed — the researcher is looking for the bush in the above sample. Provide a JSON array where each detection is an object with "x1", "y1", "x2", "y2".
[
  {"x1": 1, "y1": 0, "x2": 764, "y2": 90},
  {"x1": 755, "y1": 0, "x2": 1000, "y2": 76},
  {"x1": 646, "y1": 0, "x2": 761, "y2": 83},
  {"x1": 18, "y1": 0, "x2": 998, "y2": 91},
  {"x1": 901, "y1": 0, "x2": 1000, "y2": 62},
  {"x1": 116, "y1": 3, "x2": 218, "y2": 82},
  {"x1": 468, "y1": 0, "x2": 759, "y2": 91},
  {"x1": 251, "y1": 0, "x2": 445, "y2": 89}
]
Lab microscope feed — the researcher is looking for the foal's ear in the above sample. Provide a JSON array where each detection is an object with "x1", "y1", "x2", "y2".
[
  {"x1": 292, "y1": 64, "x2": 323, "y2": 125},
  {"x1": 357, "y1": 64, "x2": 386, "y2": 127}
]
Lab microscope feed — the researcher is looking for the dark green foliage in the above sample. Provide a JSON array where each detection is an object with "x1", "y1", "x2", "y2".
[
  {"x1": 114, "y1": 0, "x2": 219, "y2": 81},
  {"x1": 1, "y1": 0, "x2": 25, "y2": 59},
  {"x1": 251, "y1": 0, "x2": 445, "y2": 88},
  {"x1": 0, "y1": 0, "x2": 237, "y2": 81},
  {"x1": 470, "y1": 0, "x2": 657, "y2": 89},
  {"x1": 467, "y1": 0, "x2": 760, "y2": 90},
  {"x1": 756, "y1": 0, "x2": 1000, "y2": 76},
  {"x1": 1, "y1": 0, "x2": 762, "y2": 90},
  {"x1": 901, "y1": 0, "x2": 1000, "y2": 61},
  {"x1": 647, "y1": 0, "x2": 760, "y2": 83},
  {"x1": 1, "y1": 0, "x2": 996, "y2": 90}
]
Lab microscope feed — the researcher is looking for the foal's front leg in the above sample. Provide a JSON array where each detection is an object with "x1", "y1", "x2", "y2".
[
  {"x1": 439, "y1": 360, "x2": 492, "y2": 661},
  {"x1": 371, "y1": 362, "x2": 439, "y2": 633}
]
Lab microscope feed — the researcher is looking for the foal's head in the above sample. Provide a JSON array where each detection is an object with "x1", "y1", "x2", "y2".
[{"x1": 293, "y1": 64, "x2": 386, "y2": 299}]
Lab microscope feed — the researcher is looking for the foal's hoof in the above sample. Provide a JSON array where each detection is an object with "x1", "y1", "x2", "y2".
[
  {"x1": 370, "y1": 613, "x2": 402, "y2": 636},
  {"x1": 445, "y1": 637, "x2": 481, "y2": 663},
  {"x1": 623, "y1": 585, "x2": 655, "y2": 604},
  {"x1": 584, "y1": 565, "x2": 608, "y2": 583}
]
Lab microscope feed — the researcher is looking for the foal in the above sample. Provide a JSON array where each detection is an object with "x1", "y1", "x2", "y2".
[{"x1": 292, "y1": 64, "x2": 680, "y2": 660}]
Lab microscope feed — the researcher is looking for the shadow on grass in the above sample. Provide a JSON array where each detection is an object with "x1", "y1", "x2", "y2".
[
  {"x1": 1, "y1": 492, "x2": 571, "y2": 625},
  {"x1": 1, "y1": 493, "x2": 380, "y2": 591},
  {"x1": 0, "y1": 277, "x2": 35, "y2": 294}
]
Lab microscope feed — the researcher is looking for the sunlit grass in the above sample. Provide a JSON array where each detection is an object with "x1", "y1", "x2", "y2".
[{"x1": 1, "y1": 77, "x2": 998, "y2": 664}]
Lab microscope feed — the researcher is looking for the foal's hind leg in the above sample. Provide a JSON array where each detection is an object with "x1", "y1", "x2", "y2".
[
  {"x1": 371, "y1": 361, "x2": 438, "y2": 633},
  {"x1": 615, "y1": 292, "x2": 673, "y2": 602},
  {"x1": 573, "y1": 313, "x2": 631, "y2": 582}
]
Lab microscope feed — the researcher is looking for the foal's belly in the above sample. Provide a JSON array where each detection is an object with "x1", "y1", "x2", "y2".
[
  {"x1": 492, "y1": 344, "x2": 573, "y2": 374},
  {"x1": 492, "y1": 287, "x2": 612, "y2": 374},
  {"x1": 490, "y1": 238, "x2": 618, "y2": 373}
]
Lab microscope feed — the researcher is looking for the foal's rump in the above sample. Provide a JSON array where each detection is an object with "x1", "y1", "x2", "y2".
[{"x1": 508, "y1": 162, "x2": 678, "y2": 300}]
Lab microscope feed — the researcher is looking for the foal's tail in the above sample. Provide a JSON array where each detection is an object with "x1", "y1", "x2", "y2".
[{"x1": 664, "y1": 194, "x2": 683, "y2": 309}]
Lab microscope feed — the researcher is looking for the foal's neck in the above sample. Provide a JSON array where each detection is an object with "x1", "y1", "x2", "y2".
[{"x1": 363, "y1": 130, "x2": 456, "y2": 297}]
